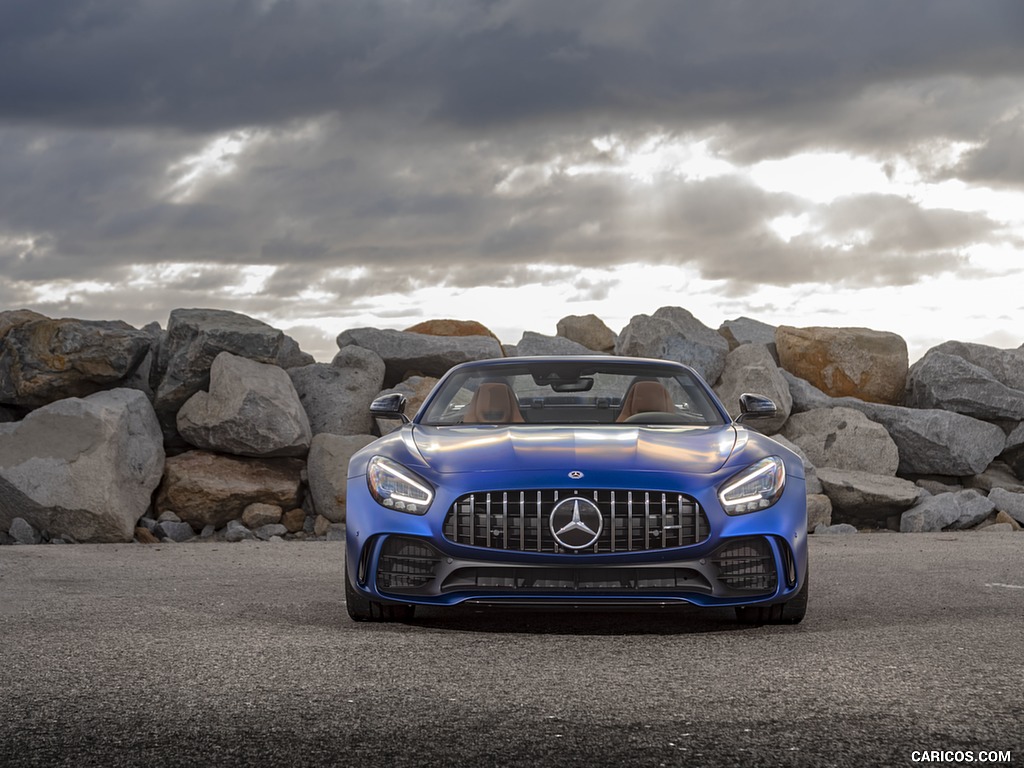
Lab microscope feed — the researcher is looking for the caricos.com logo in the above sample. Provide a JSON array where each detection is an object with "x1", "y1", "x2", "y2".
[{"x1": 911, "y1": 750, "x2": 1012, "y2": 764}]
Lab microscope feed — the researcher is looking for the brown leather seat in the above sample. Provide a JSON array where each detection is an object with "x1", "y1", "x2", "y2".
[
  {"x1": 462, "y1": 382, "x2": 525, "y2": 424},
  {"x1": 616, "y1": 380, "x2": 675, "y2": 422}
]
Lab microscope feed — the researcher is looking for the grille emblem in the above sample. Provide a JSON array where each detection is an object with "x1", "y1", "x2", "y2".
[
  {"x1": 549, "y1": 497, "x2": 603, "y2": 550},
  {"x1": 568, "y1": 470, "x2": 584, "y2": 480}
]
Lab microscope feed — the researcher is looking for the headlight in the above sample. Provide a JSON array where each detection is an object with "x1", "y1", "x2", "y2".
[
  {"x1": 718, "y1": 456, "x2": 786, "y2": 515},
  {"x1": 366, "y1": 456, "x2": 434, "y2": 515}
]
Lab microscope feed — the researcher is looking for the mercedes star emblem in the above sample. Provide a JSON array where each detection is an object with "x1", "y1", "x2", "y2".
[
  {"x1": 568, "y1": 470, "x2": 584, "y2": 480},
  {"x1": 549, "y1": 496, "x2": 603, "y2": 550}
]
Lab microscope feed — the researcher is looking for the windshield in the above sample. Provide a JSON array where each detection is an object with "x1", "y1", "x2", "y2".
[{"x1": 419, "y1": 360, "x2": 726, "y2": 427}]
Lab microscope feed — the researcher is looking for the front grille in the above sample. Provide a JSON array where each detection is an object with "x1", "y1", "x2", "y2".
[
  {"x1": 377, "y1": 537, "x2": 443, "y2": 594},
  {"x1": 443, "y1": 489, "x2": 709, "y2": 554},
  {"x1": 711, "y1": 538, "x2": 777, "y2": 593},
  {"x1": 441, "y1": 566, "x2": 712, "y2": 594}
]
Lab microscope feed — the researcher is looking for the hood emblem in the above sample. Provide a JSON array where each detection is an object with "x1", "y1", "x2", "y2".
[
  {"x1": 550, "y1": 497, "x2": 603, "y2": 550},
  {"x1": 568, "y1": 470, "x2": 584, "y2": 480}
]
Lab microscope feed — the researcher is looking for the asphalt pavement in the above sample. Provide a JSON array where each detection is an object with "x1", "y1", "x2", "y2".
[{"x1": 1, "y1": 533, "x2": 1022, "y2": 768}]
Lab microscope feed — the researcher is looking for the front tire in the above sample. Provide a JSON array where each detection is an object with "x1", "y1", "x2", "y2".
[
  {"x1": 345, "y1": 566, "x2": 416, "y2": 622},
  {"x1": 735, "y1": 568, "x2": 808, "y2": 626}
]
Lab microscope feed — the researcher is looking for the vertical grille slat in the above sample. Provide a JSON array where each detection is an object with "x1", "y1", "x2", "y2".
[{"x1": 444, "y1": 489, "x2": 708, "y2": 554}]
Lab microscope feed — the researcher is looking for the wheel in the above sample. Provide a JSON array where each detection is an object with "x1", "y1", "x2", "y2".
[
  {"x1": 345, "y1": 566, "x2": 415, "y2": 622},
  {"x1": 735, "y1": 568, "x2": 808, "y2": 626}
]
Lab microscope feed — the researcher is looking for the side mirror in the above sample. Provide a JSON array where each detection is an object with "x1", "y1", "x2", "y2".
[
  {"x1": 370, "y1": 393, "x2": 409, "y2": 422},
  {"x1": 736, "y1": 393, "x2": 777, "y2": 423}
]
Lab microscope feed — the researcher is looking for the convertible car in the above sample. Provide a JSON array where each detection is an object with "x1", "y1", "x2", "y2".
[{"x1": 345, "y1": 356, "x2": 808, "y2": 625}]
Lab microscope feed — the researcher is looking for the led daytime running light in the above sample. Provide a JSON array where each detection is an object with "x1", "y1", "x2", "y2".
[{"x1": 718, "y1": 456, "x2": 786, "y2": 515}]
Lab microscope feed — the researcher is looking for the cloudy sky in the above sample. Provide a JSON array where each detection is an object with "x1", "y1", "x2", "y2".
[{"x1": 2, "y1": 1, "x2": 1023, "y2": 362}]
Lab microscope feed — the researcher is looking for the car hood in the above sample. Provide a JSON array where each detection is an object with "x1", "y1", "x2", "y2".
[{"x1": 411, "y1": 425, "x2": 738, "y2": 476}]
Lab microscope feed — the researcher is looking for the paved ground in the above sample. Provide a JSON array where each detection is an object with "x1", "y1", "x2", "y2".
[{"x1": 1, "y1": 533, "x2": 1022, "y2": 768}]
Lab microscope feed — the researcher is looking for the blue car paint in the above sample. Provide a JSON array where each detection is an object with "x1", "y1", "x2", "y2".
[{"x1": 346, "y1": 357, "x2": 807, "y2": 610}]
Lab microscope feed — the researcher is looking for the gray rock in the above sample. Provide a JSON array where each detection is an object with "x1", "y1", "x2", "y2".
[
  {"x1": 307, "y1": 434, "x2": 376, "y2": 522},
  {"x1": 137, "y1": 517, "x2": 160, "y2": 533},
  {"x1": 979, "y1": 523, "x2": 1015, "y2": 533},
  {"x1": 325, "y1": 523, "x2": 345, "y2": 542},
  {"x1": 0, "y1": 389, "x2": 165, "y2": 543},
  {"x1": 714, "y1": 344, "x2": 792, "y2": 434},
  {"x1": 781, "y1": 407, "x2": 899, "y2": 475},
  {"x1": 157, "y1": 510, "x2": 181, "y2": 523},
  {"x1": 153, "y1": 308, "x2": 285, "y2": 424},
  {"x1": 158, "y1": 521, "x2": 196, "y2": 542},
  {"x1": 988, "y1": 488, "x2": 1024, "y2": 526},
  {"x1": 289, "y1": 349, "x2": 385, "y2": 436},
  {"x1": 276, "y1": 334, "x2": 316, "y2": 369},
  {"x1": 905, "y1": 350, "x2": 1024, "y2": 421},
  {"x1": 930, "y1": 340, "x2": 1024, "y2": 391},
  {"x1": 813, "y1": 523, "x2": 858, "y2": 534},
  {"x1": 718, "y1": 317, "x2": 779, "y2": 360},
  {"x1": 336, "y1": 327, "x2": 502, "y2": 387},
  {"x1": 783, "y1": 371, "x2": 1006, "y2": 476},
  {"x1": 376, "y1": 376, "x2": 439, "y2": 424},
  {"x1": 10, "y1": 517, "x2": 41, "y2": 545},
  {"x1": 515, "y1": 332, "x2": 596, "y2": 357},
  {"x1": 254, "y1": 523, "x2": 288, "y2": 541},
  {"x1": 224, "y1": 519, "x2": 255, "y2": 543},
  {"x1": 1000, "y1": 422, "x2": 1024, "y2": 480},
  {"x1": 807, "y1": 494, "x2": 833, "y2": 532},
  {"x1": 963, "y1": 462, "x2": 1024, "y2": 493},
  {"x1": 0, "y1": 312, "x2": 154, "y2": 408},
  {"x1": 771, "y1": 435, "x2": 823, "y2": 494},
  {"x1": 200, "y1": 524, "x2": 216, "y2": 539},
  {"x1": 555, "y1": 315, "x2": 617, "y2": 353},
  {"x1": 242, "y1": 503, "x2": 283, "y2": 529},
  {"x1": 817, "y1": 467, "x2": 922, "y2": 527},
  {"x1": 615, "y1": 307, "x2": 729, "y2": 384},
  {"x1": 177, "y1": 352, "x2": 312, "y2": 457},
  {"x1": 900, "y1": 490, "x2": 996, "y2": 532}
]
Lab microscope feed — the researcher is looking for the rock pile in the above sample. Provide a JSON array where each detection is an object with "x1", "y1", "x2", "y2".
[{"x1": 3, "y1": 305, "x2": 1024, "y2": 545}]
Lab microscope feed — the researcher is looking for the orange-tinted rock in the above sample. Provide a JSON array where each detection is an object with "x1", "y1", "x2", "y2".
[
  {"x1": 404, "y1": 319, "x2": 499, "y2": 342},
  {"x1": 776, "y1": 326, "x2": 908, "y2": 405}
]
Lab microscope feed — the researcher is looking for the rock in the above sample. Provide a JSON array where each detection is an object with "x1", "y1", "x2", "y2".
[
  {"x1": 780, "y1": 407, "x2": 899, "y2": 475},
  {"x1": 807, "y1": 494, "x2": 832, "y2": 532},
  {"x1": 775, "y1": 325, "x2": 908, "y2": 404},
  {"x1": 915, "y1": 478, "x2": 962, "y2": 496},
  {"x1": 177, "y1": 352, "x2": 312, "y2": 457},
  {"x1": 0, "y1": 313, "x2": 154, "y2": 408},
  {"x1": 313, "y1": 514, "x2": 332, "y2": 537},
  {"x1": 713, "y1": 344, "x2": 792, "y2": 434},
  {"x1": 0, "y1": 389, "x2": 165, "y2": 543},
  {"x1": 816, "y1": 467, "x2": 922, "y2": 528},
  {"x1": 963, "y1": 462, "x2": 1024, "y2": 493},
  {"x1": 995, "y1": 510, "x2": 1022, "y2": 531},
  {"x1": 307, "y1": 434, "x2": 376, "y2": 522},
  {"x1": 979, "y1": 523, "x2": 1015, "y2": 533},
  {"x1": 336, "y1": 327, "x2": 502, "y2": 387},
  {"x1": 988, "y1": 488, "x2": 1024, "y2": 526},
  {"x1": 782, "y1": 371, "x2": 1006, "y2": 476},
  {"x1": 999, "y1": 422, "x2": 1024, "y2": 480},
  {"x1": 10, "y1": 517, "x2": 41, "y2": 545},
  {"x1": 154, "y1": 451, "x2": 303, "y2": 530},
  {"x1": 158, "y1": 521, "x2": 197, "y2": 543},
  {"x1": 905, "y1": 350, "x2": 1024, "y2": 421},
  {"x1": 929, "y1": 340, "x2": 1024, "y2": 390},
  {"x1": 200, "y1": 525, "x2": 216, "y2": 539},
  {"x1": 813, "y1": 523, "x2": 858, "y2": 534},
  {"x1": 325, "y1": 523, "x2": 345, "y2": 541},
  {"x1": 376, "y1": 376, "x2": 439, "y2": 423},
  {"x1": 241, "y1": 503, "x2": 283, "y2": 529},
  {"x1": 771, "y1": 435, "x2": 822, "y2": 494},
  {"x1": 224, "y1": 519, "x2": 255, "y2": 543},
  {"x1": 556, "y1": 315, "x2": 617, "y2": 353},
  {"x1": 137, "y1": 517, "x2": 160, "y2": 533},
  {"x1": 135, "y1": 527, "x2": 160, "y2": 544},
  {"x1": 718, "y1": 317, "x2": 779, "y2": 358},
  {"x1": 276, "y1": 334, "x2": 315, "y2": 369},
  {"x1": 900, "y1": 490, "x2": 996, "y2": 532},
  {"x1": 514, "y1": 331, "x2": 596, "y2": 357},
  {"x1": 615, "y1": 307, "x2": 729, "y2": 384},
  {"x1": 153, "y1": 308, "x2": 285, "y2": 424},
  {"x1": 254, "y1": 523, "x2": 288, "y2": 541},
  {"x1": 289, "y1": 349, "x2": 385, "y2": 436},
  {"x1": 404, "y1": 319, "x2": 500, "y2": 343},
  {"x1": 281, "y1": 508, "x2": 306, "y2": 534}
]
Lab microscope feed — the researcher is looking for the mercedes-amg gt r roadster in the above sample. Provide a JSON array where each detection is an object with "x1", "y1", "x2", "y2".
[{"x1": 345, "y1": 356, "x2": 808, "y2": 625}]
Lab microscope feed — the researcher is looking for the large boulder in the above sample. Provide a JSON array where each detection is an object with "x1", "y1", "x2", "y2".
[
  {"x1": 988, "y1": 488, "x2": 1024, "y2": 526},
  {"x1": 718, "y1": 317, "x2": 779, "y2": 360},
  {"x1": 556, "y1": 314, "x2": 617, "y2": 353},
  {"x1": 929, "y1": 340, "x2": 1024, "y2": 390},
  {"x1": 176, "y1": 352, "x2": 311, "y2": 457},
  {"x1": 615, "y1": 307, "x2": 729, "y2": 384},
  {"x1": 713, "y1": 344, "x2": 791, "y2": 434},
  {"x1": 513, "y1": 331, "x2": 595, "y2": 357},
  {"x1": 0, "y1": 312, "x2": 154, "y2": 408},
  {"x1": 900, "y1": 490, "x2": 997, "y2": 532},
  {"x1": 153, "y1": 308, "x2": 285, "y2": 421},
  {"x1": 783, "y1": 371, "x2": 1005, "y2": 476},
  {"x1": 0, "y1": 389, "x2": 165, "y2": 543},
  {"x1": 1001, "y1": 423, "x2": 1024, "y2": 480},
  {"x1": 337, "y1": 327, "x2": 503, "y2": 387},
  {"x1": 306, "y1": 434, "x2": 376, "y2": 522},
  {"x1": 780, "y1": 407, "x2": 899, "y2": 475},
  {"x1": 775, "y1": 325, "x2": 908, "y2": 405},
  {"x1": 289, "y1": 346, "x2": 386, "y2": 436},
  {"x1": 404, "y1": 319, "x2": 500, "y2": 343},
  {"x1": 816, "y1": 467, "x2": 922, "y2": 528},
  {"x1": 276, "y1": 334, "x2": 316, "y2": 369},
  {"x1": 154, "y1": 451, "x2": 303, "y2": 530},
  {"x1": 905, "y1": 350, "x2": 1024, "y2": 421}
]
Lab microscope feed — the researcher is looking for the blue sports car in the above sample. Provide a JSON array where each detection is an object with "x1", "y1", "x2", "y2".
[{"x1": 345, "y1": 356, "x2": 808, "y2": 625}]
